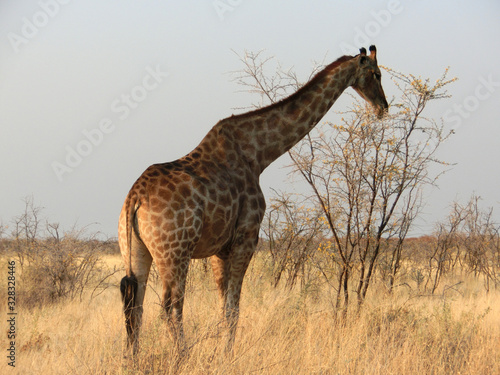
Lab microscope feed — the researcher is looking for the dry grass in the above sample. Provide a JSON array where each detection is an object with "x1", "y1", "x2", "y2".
[{"x1": 1, "y1": 254, "x2": 499, "y2": 375}]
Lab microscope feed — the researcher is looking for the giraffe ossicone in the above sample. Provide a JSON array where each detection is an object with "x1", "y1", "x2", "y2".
[{"x1": 119, "y1": 45, "x2": 388, "y2": 355}]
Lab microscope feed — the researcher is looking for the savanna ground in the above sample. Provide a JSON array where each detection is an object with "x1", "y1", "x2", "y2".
[{"x1": 1, "y1": 247, "x2": 499, "y2": 375}]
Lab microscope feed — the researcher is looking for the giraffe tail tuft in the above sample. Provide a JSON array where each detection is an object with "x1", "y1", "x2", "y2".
[{"x1": 120, "y1": 273, "x2": 138, "y2": 344}]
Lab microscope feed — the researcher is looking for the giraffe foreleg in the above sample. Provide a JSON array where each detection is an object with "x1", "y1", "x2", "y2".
[
  {"x1": 212, "y1": 238, "x2": 256, "y2": 353},
  {"x1": 224, "y1": 277, "x2": 244, "y2": 353}
]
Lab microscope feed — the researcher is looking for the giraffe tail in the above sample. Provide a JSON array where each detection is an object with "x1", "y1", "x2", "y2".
[
  {"x1": 120, "y1": 273, "x2": 138, "y2": 346},
  {"x1": 124, "y1": 191, "x2": 141, "y2": 270},
  {"x1": 120, "y1": 191, "x2": 141, "y2": 349}
]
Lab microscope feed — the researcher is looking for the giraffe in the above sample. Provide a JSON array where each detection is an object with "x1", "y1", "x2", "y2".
[{"x1": 119, "y1": 45, "x2": 388, "y2": 355}]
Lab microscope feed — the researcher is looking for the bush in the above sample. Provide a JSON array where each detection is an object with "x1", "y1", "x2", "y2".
[
  {"x1": 7, "y1": 198, "x2": 107, "y2": 307},
  {"x1": 17, "y1": 234, "x2": 104, "y2": 306}
]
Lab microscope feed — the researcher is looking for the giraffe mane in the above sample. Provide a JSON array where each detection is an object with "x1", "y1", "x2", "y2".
[{"x1": 229, "y1": 54, "x2": 355, "y2": 121}]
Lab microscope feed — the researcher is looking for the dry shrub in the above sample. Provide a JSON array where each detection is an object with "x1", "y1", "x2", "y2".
[
  {"x1": 7, "y1": 198, "x2": 107, "y2": 308},
  {"x1": 17, "y1": 234, "x2": 105, "y2": 307}
]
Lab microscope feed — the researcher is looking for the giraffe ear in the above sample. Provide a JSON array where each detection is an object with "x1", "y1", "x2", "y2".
[{"x1": 359, "y1": 47, "x2": 368, "y2": 65}]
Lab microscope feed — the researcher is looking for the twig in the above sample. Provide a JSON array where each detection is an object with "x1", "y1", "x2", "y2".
[{"x1": 89, "y1": 267, "x2": 122, "y2": 301}]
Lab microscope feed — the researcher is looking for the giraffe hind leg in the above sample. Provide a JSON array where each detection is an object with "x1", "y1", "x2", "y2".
[{"x1": 155, "y1": 255, "x2": 190, "y2": 356}]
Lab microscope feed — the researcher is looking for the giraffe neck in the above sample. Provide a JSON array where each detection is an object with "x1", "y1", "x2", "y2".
[{"x1": 218, "y1": 56, "x2": 358, "y2": 174}]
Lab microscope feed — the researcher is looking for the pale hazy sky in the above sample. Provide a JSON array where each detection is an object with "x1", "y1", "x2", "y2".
[{"x1": 1, "y1": 1, "x2": 499, "y2": 238}]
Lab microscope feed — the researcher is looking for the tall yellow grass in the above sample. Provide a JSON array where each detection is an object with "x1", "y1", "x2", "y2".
[{"x1": 2, "y1": 254, "x2": 499, "y2": 374}]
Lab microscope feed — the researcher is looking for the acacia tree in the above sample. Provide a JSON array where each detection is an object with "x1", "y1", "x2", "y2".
[
  {"x1": 233, "y1": 51, "x2": 456, "y2": 315},
  {"x1": 290, "y1": 68, "x2": 455, "y2": 312}
]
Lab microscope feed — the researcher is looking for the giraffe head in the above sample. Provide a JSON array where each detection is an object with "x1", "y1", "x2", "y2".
[{"x1": 351, "y1": 45, "x2": 389, "y2": 118}]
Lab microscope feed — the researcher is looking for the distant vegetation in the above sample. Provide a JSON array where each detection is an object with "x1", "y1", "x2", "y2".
[
  {"x1": 259, "y1": 192, "x2": 500, "y2": 302},
  {"x1": 1, "y1": 193, "x2": 497, "y2": 313}
]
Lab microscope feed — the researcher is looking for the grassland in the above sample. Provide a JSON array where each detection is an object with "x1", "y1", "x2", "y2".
[{"x1": 1, "y1": 253, "x2": 499, "y2": 374}]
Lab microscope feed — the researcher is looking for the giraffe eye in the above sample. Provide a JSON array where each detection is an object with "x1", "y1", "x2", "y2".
[{"x1": 373, "y1": 73, "x2": 381, "y2": 80}]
